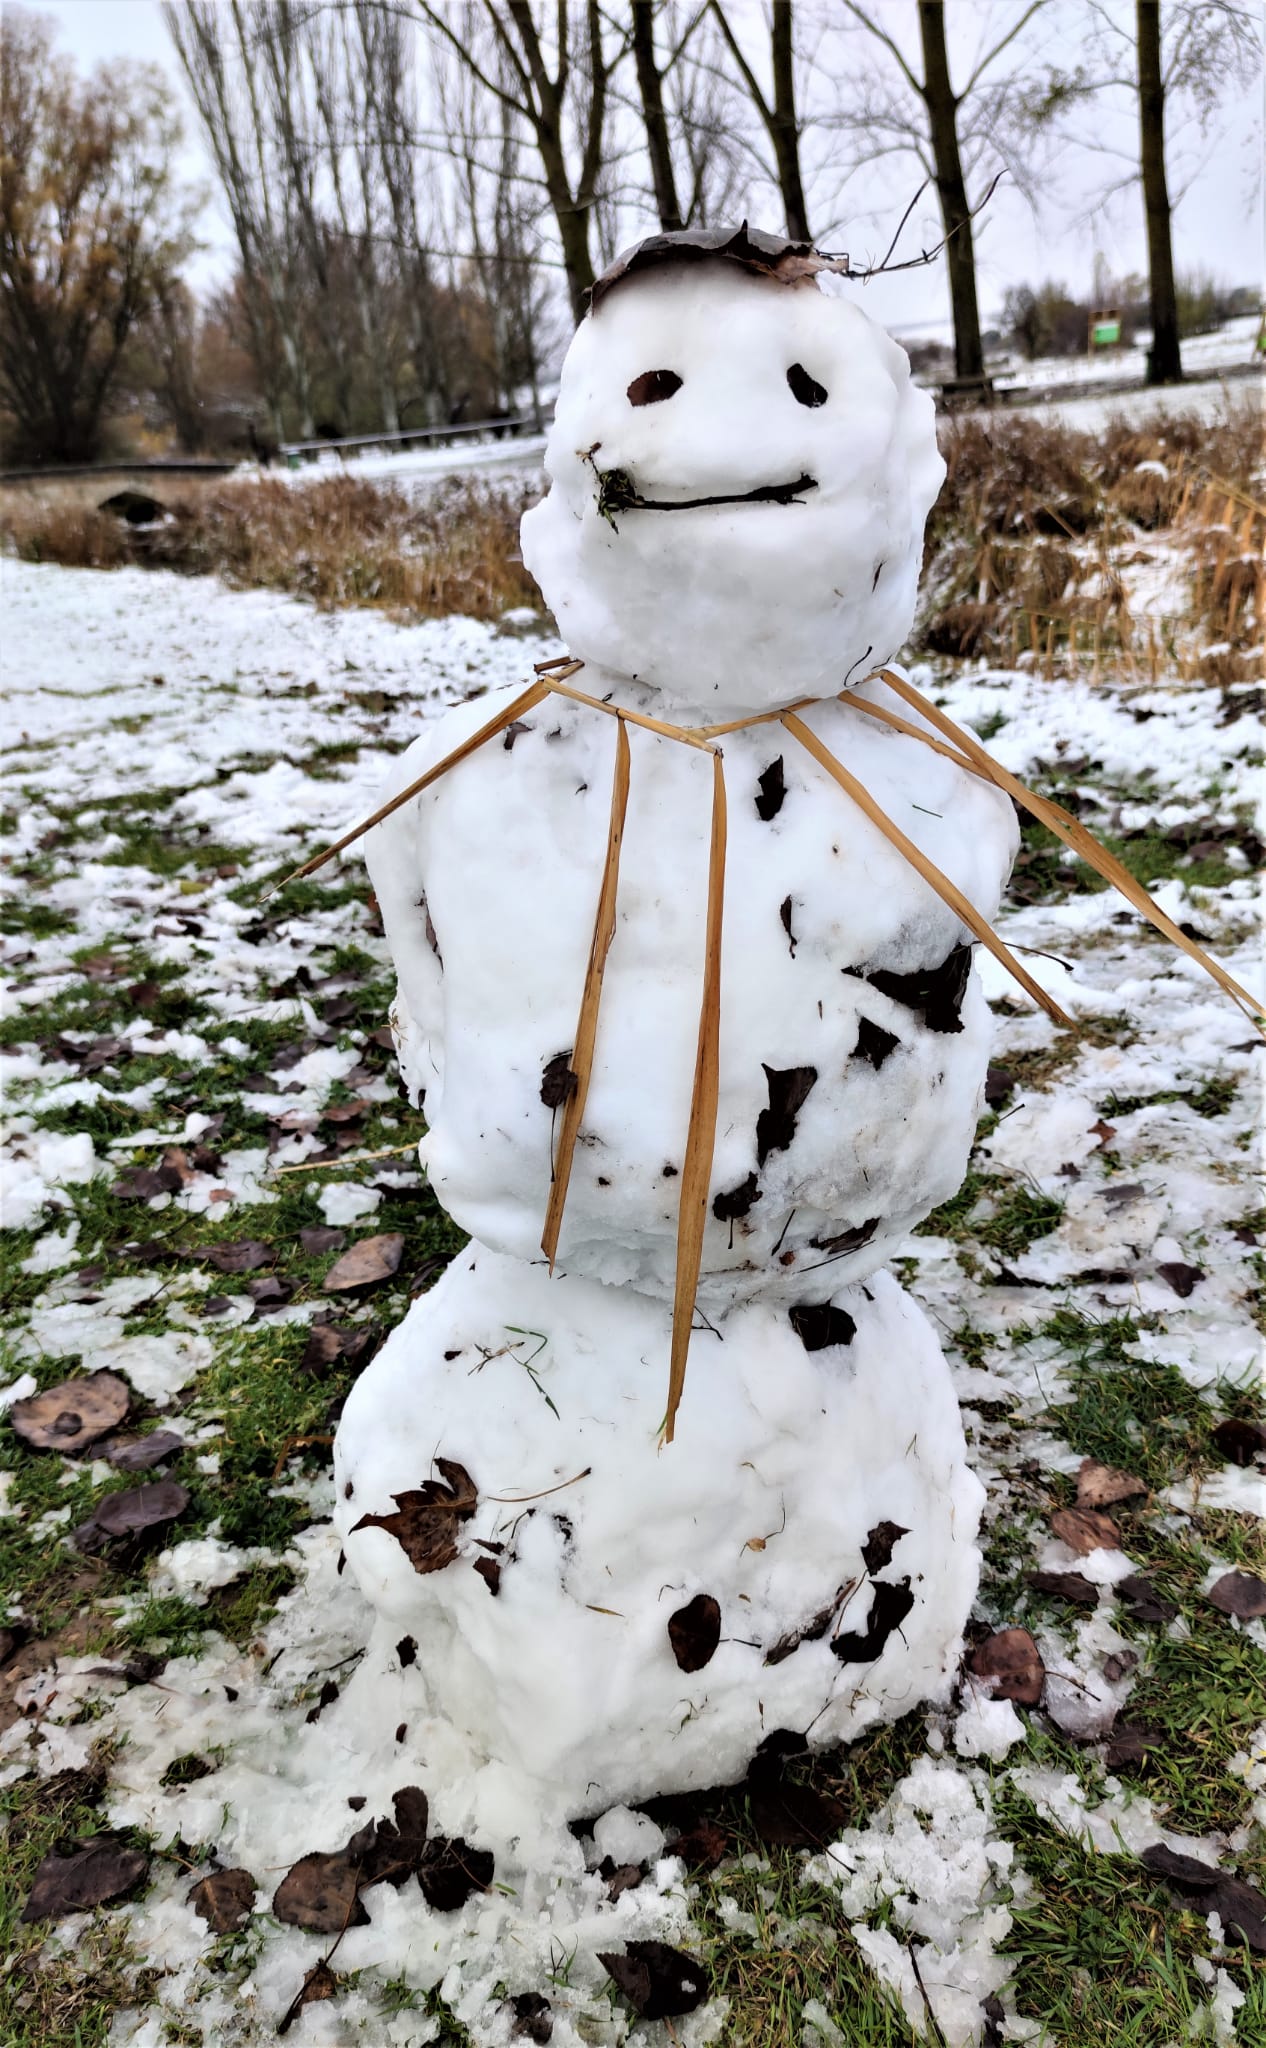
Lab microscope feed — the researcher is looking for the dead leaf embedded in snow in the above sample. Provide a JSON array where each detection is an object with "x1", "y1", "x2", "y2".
[
  {"x1": 831, "y1": 1578, "x2": 914, "y2": 1665},
  {"x1": 862, "y1": 942, "x2": 972, "y2": 1034},
  {"x1": 788, "y1": 1301, "x2": 857, "y2": 1352},
  {"x1": 1088, "y1": 1118, "x2": 1117, "y2": 1146},
  {"x1": 1208, "y1": 1571, "x2": 1266, "y2": 1619},
  {"x1": 598, "y1": 1940, "x2": 708, "y2": 2020},
  {"x1": 93, "y1": 1480, "x2": 189, "y2": 1539},
  {"x1": 755, "y1": 756, "x2": 785, "y2": 820},
  {"x1": 417, "y1": 1835, "x2": 494, "y2": 1910},
  {"x1": 852, "y1": 1017, "x2": 899, "y2": 1070},
  {"x1": 204, "y1": 1240, "x2": 274, "y2": 1274},
  {"x1": 756, "y1": 1064, "x2": 817, "y2": 1165},
  {"x1": 764, "y1": 1584, "x2": 852, "y2": 1665},
  {"x1": 968, "y1": 1627, "x2": 1044, "y2": 1705},
  {"x1": 278, "y1": 1958, "x2": 342, "y2": 2036},
  {"x1": 272, "y1": 1851, "x2": 369, "y2": 1933},
  {"x1": 324, "y1": 1233, "x2": 405, "y2": 1291},
  {"x1": 540, "y1": 1052, "x2": 577, "y2": 1109},
  {"x1": 1051, "y1": 1505, "x2": 1120, "y2": 1554},
  {"x1": 1076, "y1": 1459, "x2": 1146, "y2": 1508},
  {"x1": 10, "y1": 1372, "x2": 130, "y2": 1453},
  {"x1": 1156, "y1": 1260, "x2": 1204, "y2": 1298},
  {"x1": 667, "y1": 1593, "x2": 721, "y2": 1672},
  {"x1": 712, "y1": 1174, "x2": 760, "y2": 1223},
  {"x1": 188, "y1": 1866, "x2": 255, "y2": 1932},
  {"x1": 508, "y1": 1990, "x2": 553, "y2": 2042},
  {"x1": 861, "y1": 1522, "x2": 909, "y2": 1574},
  {"x1": 351, "y1": 1459, "x2": 476, "y2": 1574},
  {"x1": 22, "y1": 1837, "x2": 149, "y2": 1920}
]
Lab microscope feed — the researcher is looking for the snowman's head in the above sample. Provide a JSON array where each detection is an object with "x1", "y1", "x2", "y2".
[{"x1": 520, "y1": 226, "x2": 945, "y2": 721}]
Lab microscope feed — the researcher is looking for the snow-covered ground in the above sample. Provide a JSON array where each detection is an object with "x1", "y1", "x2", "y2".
[{"x1": 1, "y1": 558, "x2": 1263, "y2": 2046}]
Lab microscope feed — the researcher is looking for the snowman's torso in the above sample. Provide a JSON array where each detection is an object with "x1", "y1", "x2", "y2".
[{"x1": 368, "y1": 666, "x2": 1018, "y2": 1308}]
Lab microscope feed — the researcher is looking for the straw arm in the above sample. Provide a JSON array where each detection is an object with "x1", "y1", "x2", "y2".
[
  {"x1": 875, "y1": 669, "x2": 1266, "y2": 1039},
  {"x1": 782, "y1": 711, "x2": 1073, "y2": 1028},
  {"x1": 541, "y1": 717, "x2": 632, "y2": 1270}
]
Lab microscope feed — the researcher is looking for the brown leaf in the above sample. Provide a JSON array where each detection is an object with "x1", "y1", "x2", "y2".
[
  {"x1": 1088, "y1": 1118, "x2": 1117, "y2": 1146},
  {"x1": 1030, "y1": 1569, "x2": 1098, "y2": 1609},
  {"x1": 417, "y1": 1835, "x2": 494, "y2": 1911},
  {"x1": 1116, "y1": 1575, "x2": 1178, "y2": 1625},
  {"x1": 1051, "y1": 1506, "x2": 1120, "y2": 1554},
  {"x1": 667, "y1": 1818, "x2": 729, "y2": 1871},
  {"x1": 351, "y1": 1460, "x2": 476, "y2": 1575},
  {"x1": 598, "y1": 1940, "x2": 708, "y2": 2020},
  {"x1": 1103, "y1": 1722, "x2": 1159, "y2": 1770},
  {"x1": 322, "y1": 1100, "x2": 370, "y2": 1125},
  {"x1": 205, "y1": 1240, "x2": 275, "y2": 1274},
  {"x1": 667, "y1": 1593, "x2": 721, "y2": 1673},
  {"x1": 862, "y1": 943, "x2": 972, "y2": 1035},
  {"x1": 755, "y1": 757, "x2": 785, "y2": 821},
  {"x1": 756, "y1": 1063, "x2": 817, "y2": 1165},
  {"x1": 93, "y1": 1480, "x2": 189, "y2": 1539},
  {"x1": 278, "y1": 1959, "x2": 342, "y2": 2035},
  {"x1": 601, "y1": 1859, "x2": 644, "y2": 1900},
  {"x1": 111, "y1": 1163, "x2": 184, "y2": 1201},
  {"x1": 861, "y1": 1522, "x2": 909, "y2": 1575},
  {"x1": 324, "y1": 1234, "x2": 405, "y2": 1291},
  {"x1": 272, "y1": 1851, "x2": 369, "y2": 1933},
  {"x1": 788, "y1": 1301, "x2": 857, "y2": 1351},
  {"x1": 712, "y1": 1174, "x2": 760, "y2": 1223},
  {"x1": 1141, "y1": 1844, "x2": 1266, "y2": 1954},
  {"x1": 968, "y1": 1627, "x2": 1044, "y2": 1705},
  {"x1": 1208, "y1": 1571, "x2": 1266, "y2": 1619},
  {"x1": 984, "y1": 1064, "x2": 1014, "y2": 1107},
  {"x1": 1076, "y1": 1459, "x2": 1147, "y2": 1508},
  {"x1": 764, "y1": 1584, "x2": 853, "y2": 1665},
  {"x1": 852, "y1": 1017, "x2": 900, "y2": 1070},
  {"x1": 1156, "y1": 1260, "x2": 1204, "y2": 1298},
  {"x1": 508, "y1": 1991, "x2": 553, "y2": 2042},
  {"x1": 22, "y1": 1837, "x2": 149, "y2": 1920},
  {"x1": 103, "y1": 1430, "x2": 184, "y2": 1472},
  {"x1": 539, "y1": 1052, "x2": 577, "y2": 1109},
  {"x1": 298, "y1": 1226, "x2": 347, "y2": 1256},
  {"x1": 10, "y1": 1372, "x2": 130, "y2": 1453},
  {"x1": 1212, "y1": 1417, "x2": 1266, "y2": 1466},
  {"x1": 245, "y1": 1275, "x2": 294, "y2": 1312},
  {"x1": 831, "y1": 1578, "x2": 914, "y2": 1664},
  {"x1": 473, "y1": 1556, "x2": 501, "y2": 1595},
  {"x1": 188, "y1": 1866, "x2": 255, "y2": 1933},
  {"x1": 301, "y1": 1323, "x2": 377, "y2": 1374}
]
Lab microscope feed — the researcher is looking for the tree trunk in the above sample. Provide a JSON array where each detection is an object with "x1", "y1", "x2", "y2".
[
  {"x1": 632, "y1": 1, "x2": 682, "y2": 230},
  {"x1": 917, "y1": 0, "x2": 984, "y2": 383},
  {"x1": 1135, "y1": 0, "x2": 1182, "y2": 383},
  {"x1": 770, "y1": 1, "x2": 809, "y2": 240}
]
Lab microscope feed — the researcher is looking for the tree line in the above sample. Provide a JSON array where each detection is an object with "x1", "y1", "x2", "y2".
[{"x1": 1, "y1": 1, "x2": 1258, "y2": 465}]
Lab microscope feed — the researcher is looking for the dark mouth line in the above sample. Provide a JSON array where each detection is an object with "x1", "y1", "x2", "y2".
[
  {"x1": 585, "y1": 451, "x2": 817, "y2": 528},
  {"x1": 623, "y1": 473, "x2": 819, "y2": 511}
]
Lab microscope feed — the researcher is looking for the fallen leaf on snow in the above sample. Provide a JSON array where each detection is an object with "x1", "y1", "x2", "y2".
[
  {"x1": 93, "y1": 1480, "x2": 190, "y2": 1539},
  {"x1": 278, "y1": 1959, "x2": 342, "y2": 2036},
  {"x1": 417, "y1": 1834, "x2": 494, "y2": 1910},
  {"x1": 968, "y1": 1627, "x2": 1044, "y2": 1705},
  {"x1": 861, "y1": 1521, "x2": 909, "y2": 1574},
  {"x1": 1212, "y1": 1417, "x2": 1266, "y2": 1466},
  {"x1": 831, "y1": 1578, "x2": 914, "y2": 1664},
  {"x1": 351, "y1": 1460, "x2": 476, "y2": 1574},
  {"x1": 1030, "y1": 1569, "x2": 1098, "y2": 1609},
  {"x1": 667, "y1": 1593, "x2": 721, "y2": 1672},
  {"x1": 188, "y1": 1866, "x2": 255, "y2": 1932},
  {"x1": 1155, "y1": 1260, "x2": 1204, "y2": 1298},
  {"x1": 272, "y1": 1851, "x2": 369, "y2": 1933},
  {"x1": 508, "y1": 1990, "x2": 553, "y2": 2042}
]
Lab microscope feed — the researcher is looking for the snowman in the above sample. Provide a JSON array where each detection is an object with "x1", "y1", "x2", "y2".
[{"x1": 331, "y1": 227, "x2": 1018, "y2": 1849}]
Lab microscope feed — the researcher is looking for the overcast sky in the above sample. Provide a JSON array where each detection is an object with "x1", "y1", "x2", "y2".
[{"x1": 33, "y1": 0, "x2": 1264, "y2": 342}]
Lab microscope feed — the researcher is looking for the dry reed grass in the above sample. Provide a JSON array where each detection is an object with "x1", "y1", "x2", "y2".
[
  {"x1": 0, "y1": 472, "x2": 541, "y2": 623},
  {"x1": 922, "y1": 399, "x2": 1265, "y2": 683}
]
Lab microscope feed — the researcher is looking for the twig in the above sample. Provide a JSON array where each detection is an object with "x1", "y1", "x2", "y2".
[{"x1": 272, "y1": 1141, "x2": 421, "y2": 1176}]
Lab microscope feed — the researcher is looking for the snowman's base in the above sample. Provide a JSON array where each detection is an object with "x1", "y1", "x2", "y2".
[{"x1": 333, "y1": 1247, "x2": 982, "y2": 1837}]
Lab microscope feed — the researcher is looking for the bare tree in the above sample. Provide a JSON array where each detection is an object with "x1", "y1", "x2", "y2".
[
  {"x1": 0, "y1": 8, "x2": 194, "y2": 463},
  {"x1": 413, "y1": 1, "x2": 628, "y2": 321},
  {"x1": 632, "y1": 1, "x2": 684, "y2": 230},
  {"x1": 837, "y1": 0, "x2": 1049, "y2": 382},
  {"x1": 709, "y1": 0, "x2": 811, "y2": 239}
]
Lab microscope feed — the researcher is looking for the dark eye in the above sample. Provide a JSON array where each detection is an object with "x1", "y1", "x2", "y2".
[
  {"x1": 627, "y1": 369, "x2": 682, "y2": 406},
  {"x1": 787, "y1": 363, "x2": 828, "y2": 407}
]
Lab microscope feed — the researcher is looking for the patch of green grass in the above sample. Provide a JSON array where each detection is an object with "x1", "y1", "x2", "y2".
[
  {"x1": 1100, "y1": 1076, "x2": 1238, "y2": 1120},
  {"x1": 0, "y1": 1748, "x2": 157, "y2": 2048},
  {"x1": 915, "y1": 1174, "x2": 1063, "y2": 1261},
  {"x1": 995, "y1": 1791, "x2": 1261, "y2": 2046},
  {"x1": 0, "y1": 900, "x2": 78, "y2": 939},
  {"x1": 1009, "y1": 816, "x2": 1242, "y2": 905}
]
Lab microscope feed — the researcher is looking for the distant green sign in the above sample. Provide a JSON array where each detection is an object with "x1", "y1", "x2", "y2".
[{"x1": 1092, "y1": 318, "x2": 1122, "y2": 346}]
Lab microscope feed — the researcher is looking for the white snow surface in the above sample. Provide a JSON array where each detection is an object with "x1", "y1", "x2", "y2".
[{"x1": 521, "y1": 262, "x2": 945, "y2": 717}]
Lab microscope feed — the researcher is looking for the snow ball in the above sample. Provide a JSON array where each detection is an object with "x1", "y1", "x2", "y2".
[
  {"x1": 318, "y1": 1181, "x2": 383, "y2": 1226},
  {"x1": 953, "y1": 1694, "x2": 1026, "y2": 1762},
  {"x1": 591, "y1": 1804, "x2": 666, "y2": 1869}
]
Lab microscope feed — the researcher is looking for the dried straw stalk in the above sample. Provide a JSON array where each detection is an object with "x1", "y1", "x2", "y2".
[
  {"x1": 874, "y1": 669, "x2": 1265, "y2": 1038},
  {"x1": 541, "y1": 716, "x2": 632, "y2": 1269}
]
